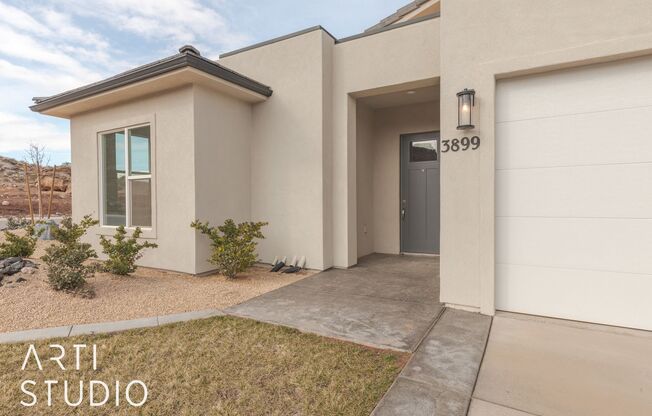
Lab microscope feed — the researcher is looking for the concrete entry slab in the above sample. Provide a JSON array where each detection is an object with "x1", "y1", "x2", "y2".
[
  {"x1": 401, "y1": 309, "x2": 492, "y2": 398},
  {"x1": 226, "y1": 254, "x2": 440, "y2": 351},
  {"x1": 372, "y1": 309, "x2": 492, "y2": 416},
  {"x1": 372, "y1": 377, "x2": 465, "y2": 416},
  {"x1": 473, "y1": 313, "x2": 652, "y2": 416}
]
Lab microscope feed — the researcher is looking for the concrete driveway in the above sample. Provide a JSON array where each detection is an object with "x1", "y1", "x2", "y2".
[
  {"x1": 470, "y1": 312, "x2": 652, "y2": 416},
  {"x1": 226, "y1": 253, "x2": 441, "y2": 351}
]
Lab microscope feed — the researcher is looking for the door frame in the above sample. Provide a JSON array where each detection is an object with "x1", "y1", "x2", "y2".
[{"x1": 399, "y1": 130, "x2": 441, "y2": 254}]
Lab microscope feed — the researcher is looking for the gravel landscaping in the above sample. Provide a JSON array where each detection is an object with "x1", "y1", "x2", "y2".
[{"x1": 0, "y1": 235, "x2": 314, "y2": 333}]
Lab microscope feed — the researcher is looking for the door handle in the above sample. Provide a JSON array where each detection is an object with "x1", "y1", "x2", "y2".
[{"x1": 401, "y1": 208, "x2": 406, "y2": 220}]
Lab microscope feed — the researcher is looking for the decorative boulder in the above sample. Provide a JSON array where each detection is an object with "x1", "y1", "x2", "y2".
[
  {"x1": 0, "y1": 257, "x2": 30, "y2": 276},
  {"x1": 39, "y1": 176, "x2": 68, "y2": 192}
]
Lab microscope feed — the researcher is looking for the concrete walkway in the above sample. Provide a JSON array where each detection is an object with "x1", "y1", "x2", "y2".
[
  {"x1": 373, "y1": 309, "x2": 492, "y2": 416},
  {"x1": 0, "y1": 309, "x2": 223, "y2": 344},
  {"x1": 470, "y1": 312, "x2": 652, "y2": 416},
  {"x1": 226, "y1": 253, "x2": 442, "y2": 351},
  {"x1": 0, "y1": 253, "x2": 497, "y2": 416}
]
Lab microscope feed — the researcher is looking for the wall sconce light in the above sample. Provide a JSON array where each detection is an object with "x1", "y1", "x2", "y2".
[{"x1": 457, "y1": 88, "x2": 475, "y2": 130}]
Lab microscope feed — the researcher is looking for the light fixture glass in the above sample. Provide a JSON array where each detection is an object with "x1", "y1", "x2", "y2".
[{"x1": 457, "y1": 88, "x2": 475, "y2": 130}]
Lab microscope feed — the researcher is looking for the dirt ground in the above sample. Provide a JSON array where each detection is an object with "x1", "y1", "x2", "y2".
[
  {"x1": 0, "y1": 155, "x2": 71, "y2": 218},
  {"x1": 0, "y1": 237, "x2": 315, "y2": 333},
  {"x1": 0, "y1": 184, "x2": 71, "y2": 218}
]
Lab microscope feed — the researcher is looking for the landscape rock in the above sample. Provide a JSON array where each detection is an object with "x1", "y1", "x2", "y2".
[
  {"x1": 0, "y1": 257, "x2": 22, "y2": 268},
  {"x1": 16, "y1": 277, "x2": 26, "y2": 283},
  {"x1": 40, "y1": 176, "x2": 68, "y2": 192},
  {"x1": 1, "y1": 200, "x2": 8, "y2": 206},
  {"x1": 20, "y1": 267, "x2": 36, "y2": 275},
  {"x1": 22, "y1": 259, "x2": 38, "y2": 268},
  {"x1": 6, "y1": 261, "x2": 23, "y2": 274},
  {"x1": 0, "y1": 257, "x2": 30, "y2": 276}
]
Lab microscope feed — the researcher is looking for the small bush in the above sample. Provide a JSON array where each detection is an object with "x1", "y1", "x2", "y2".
[
  {"x1": 42, "y1": 215, "x2": 99, "y2": 295},
  {"x1": 100, "y1": 226, "x2": 157, "y2": 275},
  {"x1": 191, "y1": 219, "x2": 267, "y2": 279},
  {"x1": 0, "y1": 225, "x2": 42, "y2": 258},
  {"x1": 6, "y1": 216, "x2": 31, "y2": 230}
]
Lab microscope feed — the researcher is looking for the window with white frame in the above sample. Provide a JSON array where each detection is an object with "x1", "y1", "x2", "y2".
[{"x1": 100, "y1": 124, "x2": 152, "y2": 228}]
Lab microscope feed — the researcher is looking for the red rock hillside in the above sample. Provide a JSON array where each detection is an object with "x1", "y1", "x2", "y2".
[{"x1": 0, "y1": 156, "x2": 71, "y2": 218}]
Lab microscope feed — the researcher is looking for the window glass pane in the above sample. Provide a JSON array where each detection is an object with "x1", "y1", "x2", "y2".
[
  {"x1": 130, "y1": 178, "x2": 152, "y2": 227},
  {"x1": 102, "y1": 132, "x2": 126, "y2": 226},
  {"x1": 410, "y1": 139, "x2": 437, "y2": 162},
  {"x1": 128, "y1": 126, "x2": 150, "y2": 175}
]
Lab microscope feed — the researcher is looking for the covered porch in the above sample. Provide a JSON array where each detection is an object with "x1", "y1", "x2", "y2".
[
  {"x1": 354, "y1": 82, "x2": 440, "y2": 260},
  {"x1": 227, "y1": 253, "x2": 440, "y2": 351}
]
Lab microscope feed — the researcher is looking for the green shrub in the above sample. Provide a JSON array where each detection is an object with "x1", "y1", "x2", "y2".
[
  {"x1": 6, "y1": 216, "x2": 31, "y2": 230},
  {"x1": 0, "y1": 225, "x2": 42, "y2": 258},
  {"x1": 191, "y1": 219, "x2": 267, "y2": 278},
  {"x1": 99, "y1": 226, "x2": 157, "y2": 275},
  {"x1": 41, "y1": 215, "x2": 99, "y2": 296}
]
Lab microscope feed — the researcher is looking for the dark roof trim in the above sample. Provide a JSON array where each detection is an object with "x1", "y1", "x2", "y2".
[
  {"x1": 366, "y1": 0, "x2": 432, "y2": 32},
  {"x1": 337, "y1": 13, "x2": 439, "y2": 44},
  {"x1": 220, "y1": 25, "x2": 336, "y2": 59},
  {"x1": 30, "y1": 49, "x2": 272, "y2": 113},
  {"x1": 219, "y1": 13, "x2": 439, "y2": 59}
]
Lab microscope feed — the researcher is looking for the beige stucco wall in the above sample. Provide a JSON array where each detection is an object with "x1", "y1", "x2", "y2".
[
  {"x1": 332, "y1": 17, "x2": 440, "y2": 267},
  {"x1": 64, "y1": 2, "x2": 652, "y2": 314},
  {"x1": 219, "y1": 30, "x2": 334, "y2": 270},
  {"x1": 440, "y1": 0, "x2": 652, "y2": 313},
  {"x1": 193, "y1": 85, "x2": 253, "y2": 273},
  {"x1": 355, "y1": 102, "x2": 374, "y2": 257},
  {"x1": 219, "y1": 19, "x2": 439, "y2": 269},
  {"x1": 71, "y1": 86, "x2": 197, "y2": 273},
  {"x1": 71, "y1": 84, "x2": 257, "y2": 275}
]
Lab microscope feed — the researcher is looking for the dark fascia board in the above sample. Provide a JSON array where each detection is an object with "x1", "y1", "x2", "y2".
[
  {"x1": 30, "y1": 52, "x2": 273, "y2": 113},
  {"x1": 219, "y1": 14, "x2": 439, "y2": 59},
  {"x1": 365, "y1": 0, "x2": 432, "y2": 32},
  {"x1": 220, "y1": 25, "x2": 336, "y2": 59},
  {"x1": 337, "y1": 13, "x2": 439, "y2": 44}
]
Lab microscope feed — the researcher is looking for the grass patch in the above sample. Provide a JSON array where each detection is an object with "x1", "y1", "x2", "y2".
[{"x1": 0, "y1": 316, "x2": 407, "y2": 415}]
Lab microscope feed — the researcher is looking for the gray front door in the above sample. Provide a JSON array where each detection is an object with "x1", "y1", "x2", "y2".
[{"x1": 400, "y1": 132, "x2": 440, "y2": 254}]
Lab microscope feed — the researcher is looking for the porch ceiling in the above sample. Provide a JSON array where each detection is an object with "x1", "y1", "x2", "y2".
[{"x1": 358, "y1": 85, "x2": 439, "y2": 109}]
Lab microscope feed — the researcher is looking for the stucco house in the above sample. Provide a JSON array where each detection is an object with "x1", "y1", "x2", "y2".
[{"x1": 31, "y1": 0, "x2": 652, "y2": 332}]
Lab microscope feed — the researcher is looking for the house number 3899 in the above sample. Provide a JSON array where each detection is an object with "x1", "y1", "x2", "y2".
[{"x1": 442, "y1": 136, "x2": 480, "y2": 153}]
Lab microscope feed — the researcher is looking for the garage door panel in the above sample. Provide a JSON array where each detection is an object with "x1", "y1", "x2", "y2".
[
  {"x1": 496, "y1": 106, "x2": 652, "y2": 170},
  {"x1": 496, "y1": 57, "x2": 652, "y2": 330},
  {"x1": 496, "y1": 264, "x2": 652, "y2": 331},
  {"x1": 496, "y1": 217, "x2": 652, "y2": 275},
  {"x1": 496, "y1": 56, "x2": 652, "y2": 123},
  {"x1": 496, "y1": 163, "x2": 652, "y2": 218}
]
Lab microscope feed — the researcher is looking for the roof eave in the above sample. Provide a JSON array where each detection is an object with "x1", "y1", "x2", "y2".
[{"x1": 30, "y1": 53, "x2": 272, "y2": 114}]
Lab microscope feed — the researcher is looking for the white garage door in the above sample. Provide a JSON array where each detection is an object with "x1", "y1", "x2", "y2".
[{"x1": 496, "y1": 56, "x2": 652, "y2": 331}]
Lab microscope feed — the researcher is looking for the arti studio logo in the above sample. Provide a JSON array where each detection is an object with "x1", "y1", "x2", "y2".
[{"x1": 19, "y1": 344, "x2": 148, "y2": 408}]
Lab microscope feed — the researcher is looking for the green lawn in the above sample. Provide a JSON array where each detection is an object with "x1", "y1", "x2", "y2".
[{"x1": 0, "y1": 316, "x2": 407, "y2": 415}]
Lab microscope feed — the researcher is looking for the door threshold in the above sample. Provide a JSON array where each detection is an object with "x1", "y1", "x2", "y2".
[{"x1": 400, "y1": 252, "x2": 439, "y2": 257}]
